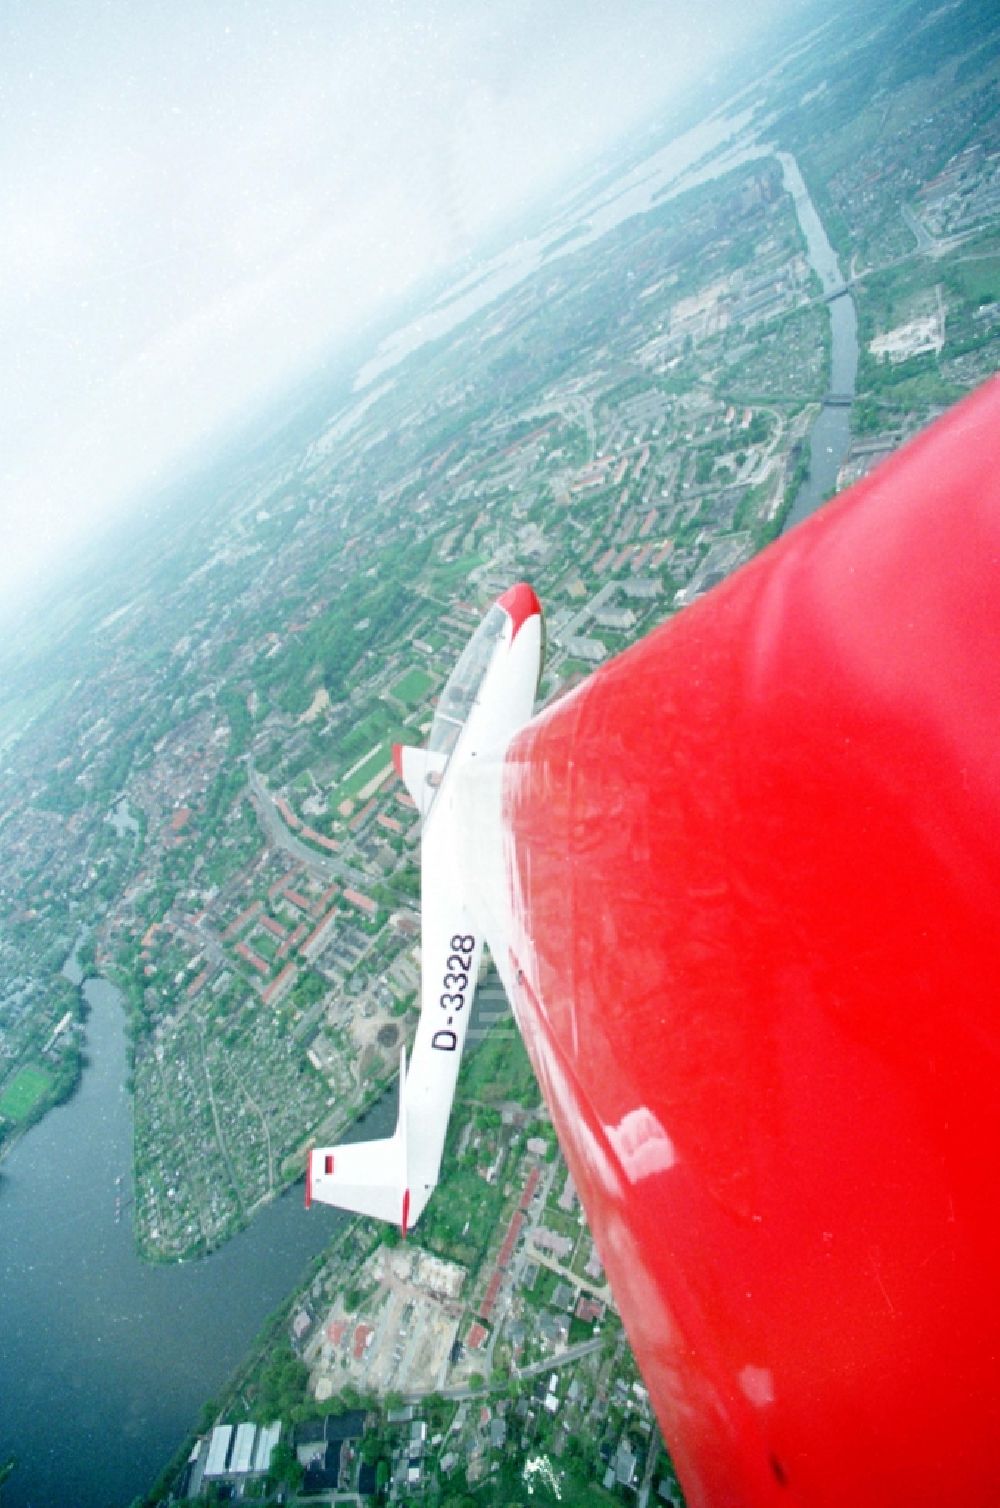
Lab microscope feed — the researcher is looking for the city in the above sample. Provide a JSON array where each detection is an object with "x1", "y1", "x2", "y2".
[{"x1": 0, "y1": 1, "x2": 998, "y2": 1503}]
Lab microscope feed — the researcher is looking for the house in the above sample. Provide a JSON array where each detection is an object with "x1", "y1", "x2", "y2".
[{"x1": 302, "y1": 1440, "x2": 342, "y2": 1492}]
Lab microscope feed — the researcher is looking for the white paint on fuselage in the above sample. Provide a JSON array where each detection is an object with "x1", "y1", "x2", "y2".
[{"x1": 404, "y1": 608, "x2": 543, "y2": 1226}]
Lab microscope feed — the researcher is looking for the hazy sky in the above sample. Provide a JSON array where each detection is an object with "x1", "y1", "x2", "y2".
[{"x1": 0, "y1": 0, "x2": 803, "y2": 612}]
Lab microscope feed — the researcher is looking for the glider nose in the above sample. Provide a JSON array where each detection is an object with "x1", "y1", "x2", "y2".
[{"x1": 497, "y1": 582, "x2": 542, "y2": 641}]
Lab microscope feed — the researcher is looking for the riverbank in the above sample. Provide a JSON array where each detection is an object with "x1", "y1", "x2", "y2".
[
  {"x1": 0, "y1": 940, "x2": 94, "y2": 1172},
  {"x1": 141, "y1": 1217, "x2": 371, "y2": 1505}
]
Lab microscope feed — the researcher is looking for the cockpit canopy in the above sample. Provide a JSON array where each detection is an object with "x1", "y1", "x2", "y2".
[{"x1": 427, "y1": 603, "x2": 506, "y2": 758}]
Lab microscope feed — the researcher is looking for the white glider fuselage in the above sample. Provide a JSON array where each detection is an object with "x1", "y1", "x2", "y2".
[{"x1": 306, "y1": 584, "x2": 543, "y2": 1232}]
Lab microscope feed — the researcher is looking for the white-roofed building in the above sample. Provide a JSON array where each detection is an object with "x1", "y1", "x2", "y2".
[
  {"x1": 252, "y1": 1421, "x2": 282, "y2": 1473},
  {"x1": 566, "y1": 636, "x2": 606, "y2": 663},
  {"x1": 204, "y1": 1425, "x2": 233, "y2": 1478},
  {"x1": 231, "y1": 1422, "x2": 257, "y2": 1474}
]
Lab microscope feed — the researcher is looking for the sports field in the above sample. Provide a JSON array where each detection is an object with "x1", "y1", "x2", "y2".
[
  {"x1": 0, "y1": 1064, "x2": 52, "y2": 1123},
  {"x1": 391, "y1": 666, "x2": 435, "y2": 707},
  {"x1": 338, "y1": 742, "x2": 395, "y2": 802}
]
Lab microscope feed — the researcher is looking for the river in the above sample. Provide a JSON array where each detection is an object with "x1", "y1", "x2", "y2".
[
  {"x1": 0, "y1": 978, "x2": 374, "y2": 1508},
  {"x1": 776, "y1": 151, "x2": 860, "y2": 528}
]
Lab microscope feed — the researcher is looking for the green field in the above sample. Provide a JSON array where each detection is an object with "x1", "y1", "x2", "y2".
[
  {"x1": 428, "y1": 551, "x2": 486, "y2": 592},
  {"x1": 334, "y1": 701, "x2": 408, "y2": 771},
  {"x1": 0, "y1": 1065, "x2": 52, "y2": 1123},
  {"x1": 949, "y1": 255, "x2": 1000, "y2": 306},
  {"x1": 252, "y1": 929, "x2": 279, "y2": 963},
  {"x1": 418, "y1": 1165, "x2": 504, "y2": 1267},
  {"x1": 391, "y1": 666, "x2": 435, "y2": 707},
  {"x1": 459, "y1": 1016, "x2": 541, "y2": 1108},
  {"x1": 336, "y1": 741, "x2": 394, "y2": 802}
]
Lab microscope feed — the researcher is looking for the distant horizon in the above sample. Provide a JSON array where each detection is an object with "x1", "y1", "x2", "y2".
[
  {"x1": 0, "y1": 74, "x2": 805, "y2": 657},
  {"x1": 0, "y1": 0, "x2": 816, "y2": 620}
]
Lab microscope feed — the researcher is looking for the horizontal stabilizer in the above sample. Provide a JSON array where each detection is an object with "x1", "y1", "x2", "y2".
[
  {"x1": 306, "y1": 1049, "x2": 413, "y2": 1232},
  {"x1": 393, "y1": 742, "x2": 448, "y2": 818}
]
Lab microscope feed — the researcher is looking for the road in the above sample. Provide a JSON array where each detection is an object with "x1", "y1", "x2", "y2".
[
  {"x1": 902, "y1": 202, "x2": 935, "y2": 252},
  {"x1": 523, "y1": 1242, "x2": 612, "y2": 1302},
  {"x1": 247, "y1": 766, "x2": 366, "y2": 889},
  {"x1": 403, "y1": 1335, "x2": 606, "y2": 1403}
]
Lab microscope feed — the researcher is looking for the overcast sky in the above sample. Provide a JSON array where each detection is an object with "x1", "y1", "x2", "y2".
[{"x1": 0, "y1": 0, "x2": 805, "y2": 614}]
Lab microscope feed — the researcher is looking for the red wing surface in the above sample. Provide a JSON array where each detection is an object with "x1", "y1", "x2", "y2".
[{"x1": 501, "y1": 377, "x2": 1000, "y2": 1508}]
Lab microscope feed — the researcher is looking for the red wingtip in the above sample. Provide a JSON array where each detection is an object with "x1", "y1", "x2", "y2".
[
  {"x1": 392, "y1": 742, "x2": 404, "y2": 779},
  {"x1": 401, "y1": 1188, "x2": 411, "y2": 1239},
  {"x1": 304, "y1": 1146, "x2": 313, "y2": 1210},
  {"x1": 497, "y1": 582, "x2": 541, "y2": 643}
]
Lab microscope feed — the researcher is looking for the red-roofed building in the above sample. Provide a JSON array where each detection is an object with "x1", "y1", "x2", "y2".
[
  {"x1": 236, "y1": 941, "x2": 269, "y2": 976},
  {"x1": 262, "y1": 962, "x2": 297, "y2": 1006},
  {"x1": 520, "y1": 1167, "x2": 541, "y2": 1210},
  {"x1": 223, "y1": 901, "x2": 262, "y2": 940},
  {"x1": 258, "y1": 914, "x2": 287, "y2": 940},
  {"x1": 274, "y1": 796, "x2": 301, "y2": 830},
  {"x1": 343, "y1": 888, "x2": 378, "y2": 917},
  {"x1": 467, "y1": 1322, "x2": 488, "y2": 1351},
  {"x1": 378, "y1": 813, "x2": 403, "y2": 835},
  {"x1": 170, "y1": 807, "x2": 192, "y2": 832},
  {"x1": 278, "y1": 922, "x2": 308, "y2": 959},
  {"x1": 502, "y1": 419, "x2": 553, "y2": 456},
  {"x1": 268, "y1": 867, "x2": 299, "y2": 900},
  {"x1": 348, "y1": 798, "x2": 378, "y2": 834},
  {"x1": 303, "y1": 907, "x2": 338, "y2": 961},
  {"x1": 284, "y1": 888, "x2": 313, "y2": 915},
  {"x1": 498, "y1": 1211, "x2": 524, "y2": 1269},
  {"x1": 327, "y1": 1320, "x2": 347, "y2": 1348},
  {"x1": 480, "y1": 1273, "x2": 502, "y2": 1321},
  {"x1": 353, "y1": 1324, "x2": 374, "y2": 1361},
  {"x1": 301, "y1": 824, "x2": 342, "y2": 853}
]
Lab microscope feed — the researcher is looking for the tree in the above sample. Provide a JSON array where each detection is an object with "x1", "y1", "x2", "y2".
[
  {"x1": 361, "y1": 1433, "x2": 386, "y2": 1465},
  {"x1": 266, "y1": 1441, "x2": 304, "y2": 1493}
]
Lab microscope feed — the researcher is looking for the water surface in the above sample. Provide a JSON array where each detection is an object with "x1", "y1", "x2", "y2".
[{"x1": 0, "y1": 980, "x2": 344, "y2": 1508}]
